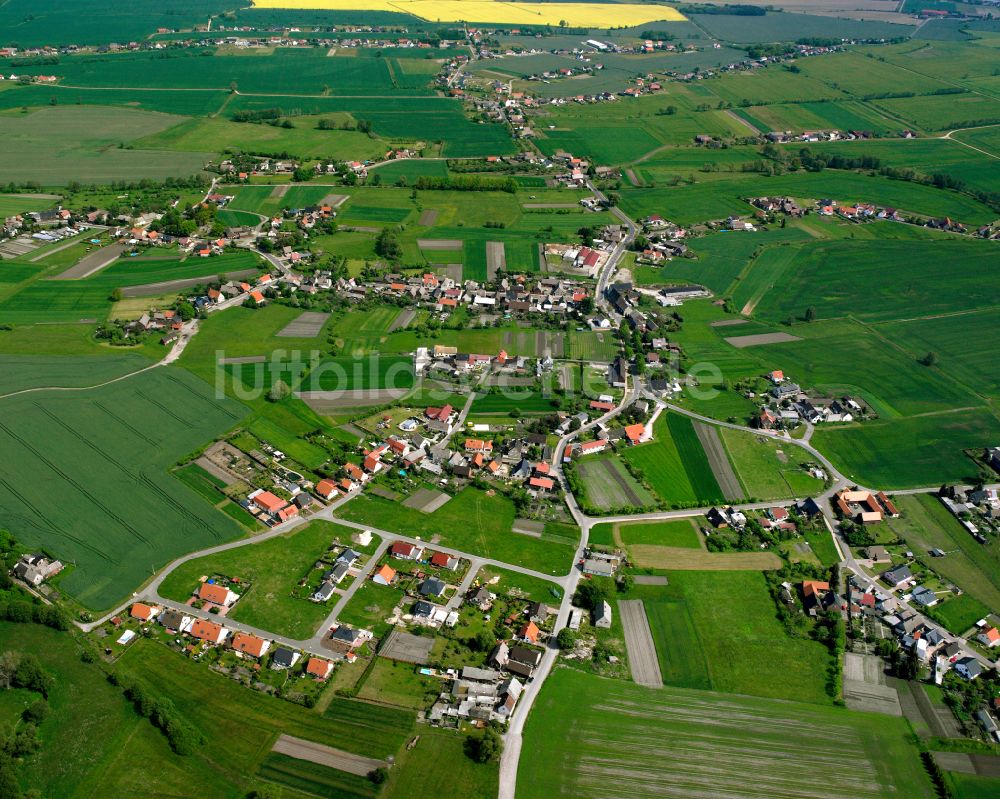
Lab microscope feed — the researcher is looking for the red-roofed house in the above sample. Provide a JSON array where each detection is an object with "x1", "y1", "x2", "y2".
[
  {"x1": 391, "y1": 541, "x2": 423, "y2": 560},
  {"x1": 518, "y1": 621, "x2": 540, "y2": 643},
  {"x1": 315, "y1": 479, "x2": 338, "y2": 500},
  {"x1": 465, "y1": 439, "x2": 493, "y2": 454},
  {"x1": 373, "y1": 564, "x2": 397, "y2": 585},
  {"x1": 130, "y1": 602, "x2": 158, "y2": 622},
  {"x1": 978, "y1": 627, "x2": 1000, "y2": 648},
  {"x1": 623, "y1": 423, "x2": 644, "y2": 444},
  {"x1": 306, "y1": 657, "x2": 334, "y2": 680},
  {"x1": 589, "y1": 400, "x2": 615, "y2": 412},
  {"x1": 190, "y1": 618, "x2": 228, "y2": 644},
  {"x1": 199, "y1": 582, "x2": 238, "y2": 607},
  {"x1": 252, "y1": 491, "x2": 286, "y2": 515},
  {"x1": 431, "y1": 552, "x2": 459, "y2": 570},
  {"x1": 231, "y1": 632, "x2": 270, "y2": 658},
  {"x1": 529, "y1": 477, "x2": 554, "y2": 491}
]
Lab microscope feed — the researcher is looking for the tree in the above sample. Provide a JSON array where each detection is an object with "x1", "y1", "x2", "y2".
[
  {"x1": 469, "y1": 629, "x2": 496, "y2": 652},
  {"x1": 573, "y1": 580, "x2": 606, "y2": 612},
  {"x1": 464, "y1": 728, "x2": 503, "y2": 763},
  {"x1": 556, "y1": 628, "x2": 577, "y2": 650},
  {"x1": 175, "y1": 301, "x2": 195, "y2": 321},
  {"x1": 268, "y1": 379, "x2": 291, "y2": 402},
  {"x1": 375, "y1": 227, "x2": 402, "y2": 261},
  {"x1": 919, "y1": 351, "x2": 938, "y2": 367},
  {"x1": 109, "y1": 287, "x2": 123, "y2": 302},
  {"x1": 368, "y1": 767, "x2": 389, "y2": 785},
  {"x1": 804, "y1": 306, "x2": 816, "y2": 322}
]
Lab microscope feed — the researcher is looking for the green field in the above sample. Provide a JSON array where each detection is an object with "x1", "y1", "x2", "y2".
[
  {"x1": 0, "y1": 367, "x2": 246, "y2": 609},
  {"x1": 812, "y1": 408, "x2": 999, "y2": 489},
  {"x1": 0, "y1": 105, "x2": 211, "y2": 184},
  {"x1": 629, "y1": 570, "x2": 832, "y2": 703},
  {"x1": 337, "y1": 487, "x2": 575, "y2": 575},
  {"x1": 520, "y1": 668, "x2": 934, "y2": 799},
  {"x1": 622, "y1": 412, "x2": 724, "y2": 506},
  {"x1": 618, "y1": 519, "x2": 701, "y2": 548},
  {"x1": 575, "y1": 454, "x2": 656, "y2": 510},
  {"x1": 158, "y1": 520, "x2": 362, "y2": 639}
]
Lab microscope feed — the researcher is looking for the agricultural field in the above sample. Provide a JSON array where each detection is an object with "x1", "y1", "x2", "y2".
[
  {"x1": 575, "y1": 454, "x2": 656, "y2": 510},
  {"x1": 251, "y1": 0, "x2": 686, "y2": 27},
  {"x1": 519, "y1": 668, "x2": 936, "y2": 799},
  {"x1": 617, "y1": 518, "x2": 702, "y2": 548},
  {"x1": 158, "y1": 520, "x2": 365, "y2": 639},
  {"x1": 0, "y1": 367, "x2": 247, "y2": 610},
  {"x1": 621, "y1": 412, "x2": 726, "y2": 506},
  {"x1": 0, "y1": 105, "x2": 212, "y2": 185}
]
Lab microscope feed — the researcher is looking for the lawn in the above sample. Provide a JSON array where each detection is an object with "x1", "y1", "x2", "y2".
[
  {"x1": 617, "y1": 519, "x2": 701, "y2": 548},
  {"x1": 0, "y1": 366, "x2": 247, "y2": 610},
  {"x1": 382, "y1": 728, "x2": 498, "y2": 799},
  {"x1": 336, "y1": 487, "x2": 575, "y2": 575},
  {"x1": 336, "y1": 580, "x2": 405, "y2": 636},
  {"x1": 158, "y1": 520, "x2": 362, "y2": 639},
  {"x1": 475, "y1": 565, "x2": 563, "y2": 604},
  {"x1": 621, "y1": 412, "x2": 724, "y2": 506},
  {"x1": 887, "y1": 493, "x2": 1000, "y2": 616},
  {"x1": 518, "y1": 668, "x2": 936, "y2": 799}
]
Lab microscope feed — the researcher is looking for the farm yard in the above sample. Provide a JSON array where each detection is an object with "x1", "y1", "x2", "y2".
[
  {"x1": 0, "y1": 367, "x2": 247, "y2": 610},
  {"x1": 519, "y1": 669, "x2": 936, "y2": 799}
]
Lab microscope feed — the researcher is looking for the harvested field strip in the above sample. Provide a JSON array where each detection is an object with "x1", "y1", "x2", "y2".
[
  {"x1": 418, "y1": 209, "x2": 439, "y2": 225},
  {"x1": 271, "y1": 734, "x2": 386, "y2": 777},
  {"x1": 692, "y1": 422, "x2": 742, "y2": 502},
  {"x1": 276, "y1": 311, "x2": 330, "y2": 338},
  {"x1": 387, "y1": 308, "x2": 415, "y2": 332},
  {"x1": 725, "y1": 331, "x2": 803, "y2": 348},
  {"x1": 417, "y1": 238, "x2": 462, "y2": 250},
  {"x1": 52, "y1": 243, "x2": 128, "y2": 279},
  {"x1": 486, "y1": 240, "x2": 506, "y2": 279},
  {"x1": 630, "y1": 546, "x2": 782, "y2": 570},
  {"x1": 619, "y1": 600, "x2": 663, "y2": 688},
  {"x1": 258, "y1": 753, "x2": 377, "y2": 799}
]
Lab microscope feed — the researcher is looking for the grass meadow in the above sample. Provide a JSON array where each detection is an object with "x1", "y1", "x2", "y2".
[
  {"x1": 336, "y1": 487, "x2": 575, "y2": 574},
  {"x1": 519, "y1": 667, "x2": 935, "y2": 799}
]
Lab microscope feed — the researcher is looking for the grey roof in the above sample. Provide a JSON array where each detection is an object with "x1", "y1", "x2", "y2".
[
  {"x1": 313, "y1": 581, "x2": 336, "y2": 601},
  {"x1": 420, "y1": 577, "x2": 446, "y2": 597},
  {"x1": 413, "y1": 600, "x2": 434, "y2": 617},
  {"x1": 271, "y1": 647, "x2": 297, "y2": 666},
  {"x1": 330, "y1": 625, "x2": 358, "y2": 644}
]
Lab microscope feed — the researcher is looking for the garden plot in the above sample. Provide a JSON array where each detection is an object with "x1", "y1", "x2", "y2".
[
  {"x1": 52, "y1": 243, "x2": 128, "y2": 279},
  {"x1": 379, "y1": 629, "x2": 436, "y2": 664},
  {"x1": 276, "y1": 311, "x2": 330, "y2": 338},
  {"x1": 842, "y1": 653, "x2": 902, "y2": 716},
  {"x1": 401, "y1": 487, "x2": 451, "y2": 513},
  {"x1": 486, "y1": 240, "x2": 506, "y2": 279},
  {"x1": 577, "y1": 456, "x2": 654, "y2": 509}
]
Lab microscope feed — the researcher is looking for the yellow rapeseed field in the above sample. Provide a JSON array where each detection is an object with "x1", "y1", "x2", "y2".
[{"x1": 250, "y1": 0, "x2": 686, "y2": 28}]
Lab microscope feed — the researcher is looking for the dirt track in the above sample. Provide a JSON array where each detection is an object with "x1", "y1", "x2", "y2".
[
  {"x1": 618, "y1": 600, "x2": 662, "y2": 688},
  {"x1": 693, "y1": 422, "x2": 743, "y2": 502},
  {"x1": 271, "y1": 734, "x2": 385, "y2": 776}
]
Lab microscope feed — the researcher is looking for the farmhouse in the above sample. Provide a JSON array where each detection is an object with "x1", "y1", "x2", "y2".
[{"x1": 12, "y1": 554, "x2": 63, "y2": 586}]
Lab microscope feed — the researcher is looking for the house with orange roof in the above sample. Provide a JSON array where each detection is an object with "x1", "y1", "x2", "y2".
[
  {"x1": 130, "y1": 602, "x2": 158, "y2": 622},
  {"x1": 249, "y1": 290, "x2": 265, "y2": 306},
  {"x1": 345, "y1": 462, "x2": 365, "y2": 482},
  {"x1": 277, "y1": 505, "x2": 298, "y2": 522},
  {"x1": 518, "y1": 621, "x2": 540, "y2": 644},
  {"x1": 373, "y1": 564, "x2": 397, "y2": 585},
  {"x1": 623, "y1": 423, "x2": 644, "y2": 444},
  {"x1": 189, "y1": 618, "x2": 228, "y2": 644},
  {"x1": 528, "y1": 476, "x2": 554, "y2": 491},
  {"x1": 978, "y1": 626, "x2": 1000, "y2": 648},
  {"x1": 464, "y1": 439, "x2": 493, "y2": 454},
  {"x1": 315, "y1": 479, "x2": 338, "y2": 500},
  {"x1": 306, "y1": 657, "x2": 334, "y2": 680},
  {"x1": 251, "y1": 490, "x2": 287, "y2": 515},
  {"x1": 198, "y1": 581, "x2": 238, "y2": 607},
  {"x1": 231, "y1": 632, "x2": 270, "y2": 659}
]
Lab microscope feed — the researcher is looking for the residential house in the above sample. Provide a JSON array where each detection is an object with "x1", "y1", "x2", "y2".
[
  {"x1": 190, "y1": 619, "x2": 228, "y2": 645},
  {"x1": 373, "y1": 564, "x2": 397, "y2": 585},
  {"x1": 306, "y1": 657, "x2": 334, "y2": 680},
  {"x1": 594, "y1": 600, "x2": 612, "y2": 629},
  {"x1": 954, "y1": 657, "x2": 982, "y2": 680},
  {"x1": 198, "y1": 581, "x2": 238, "y2": 607},
  {"x1": 231, "y1": 632, "x2": 270, "y2": 659},
  {"x1": 977, "y1": 627, "x2": 1000, "y2": 648},
  {"x1": 391, "y1": 541, "x2": 423, "y2": 560},
  {"x1": 882, "y1": 564, "x2": 912, "y2": 588},
  {"x1": 271, "y1": 647, "x2": 300, "y2": 670},
  {"x1": 431, "y1": 551, "x2": 460, "y2": 571},
  {"x1": 130, "y1": 603, "x2": 159, "y2": 622}
]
